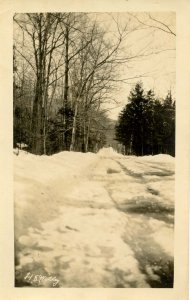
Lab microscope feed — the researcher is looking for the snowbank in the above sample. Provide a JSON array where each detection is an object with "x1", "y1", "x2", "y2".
[
  {"x1": 137, "y1": 153, "x2": 174, "y2": 163},
  {"x1": 14, "y1": 150, "x2": 98, "y2": 239},
  {"x1": 14, "y1": 150, "x2": 97, "y2": 183}
]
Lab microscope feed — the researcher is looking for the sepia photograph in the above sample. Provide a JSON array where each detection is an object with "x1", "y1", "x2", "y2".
[{"x1": 13, "y1": 11, "x2": 176, "y2": 288}]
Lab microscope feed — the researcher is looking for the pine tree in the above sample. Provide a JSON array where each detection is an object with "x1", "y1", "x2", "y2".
[
  {"x1": 116, "y1": 82, "x2": 153, "y2": 155},
  {"x1": 162, "y1": 91, "x2": 175, "y2": 155},
  {"x1": 115, "y1": 83, "x2": 175, "y2": 156}
]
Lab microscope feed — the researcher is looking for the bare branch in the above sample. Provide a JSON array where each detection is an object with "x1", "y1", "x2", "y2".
[
  {"x1": 15, "y1": 46, "x2": 36, "y2": 74},
  {"x1": 128, "y1": 13, "x2": 176, "y2": 37},
  {"x1": 148, "y1": 14, "x2": 176, "y2": 36}
]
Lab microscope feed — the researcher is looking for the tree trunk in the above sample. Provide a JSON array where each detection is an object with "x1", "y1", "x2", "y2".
[
  {"x1": 85, "y1": 116, "x2": 91, "y2": 153},
  {"x1": 31, "y1": 80, "x2": 43, "y2": 154},
  {"x1": 31, "y1": 15, "x2": 44, "y2": 155},
  {"x1": 63, "y1": 24, "x2": 69, "y2": 150},
  {"x1": 43, "y1": 91, "x2": 48, "y2": 155},
  {"x1": 70, "y1": 100, "x2": 78, "y2": 151},
  {"x1": 83, "y1": 118, "x2": 86, "y2": 153}
]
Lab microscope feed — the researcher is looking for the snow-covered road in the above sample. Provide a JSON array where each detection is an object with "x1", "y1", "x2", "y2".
[{"x1": 14, "y1": 148, "x2": 175, "y2": 288}]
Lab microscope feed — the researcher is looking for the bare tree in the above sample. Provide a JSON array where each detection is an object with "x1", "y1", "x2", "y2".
[
  {"x1": 69, "y1": 17, "x2": 129, "y2": 151},
  {"x1": 14, "y1": 13, "x2": 67, "y2": 154}
]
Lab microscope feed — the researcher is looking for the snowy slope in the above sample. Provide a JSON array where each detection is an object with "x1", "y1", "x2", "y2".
[{"x1": 14, "y1": 148, "x2": 175, "y2": 288}]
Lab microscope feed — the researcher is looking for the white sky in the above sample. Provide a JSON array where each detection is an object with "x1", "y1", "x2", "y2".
[{"x1": 91, "y1": 12, "x2": 176, "y2": 120}]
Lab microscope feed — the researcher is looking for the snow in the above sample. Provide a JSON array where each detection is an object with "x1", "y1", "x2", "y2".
[
  {"x1": 151, "y1": 225, "x2": 173, "y2": 256},
  {"x1": 16, "y1": 143, "x2": 28, "y2": 149},
  {"x1": 14, "y1": 150, "x2": 97, "y2": 183},
  {"x1": 138, "y1": 153, "x2": 174, "y2": 163},
  {"x1": 98, "y1": 146, "x2": 122, "y2": 158},
  {"x1": 14, "y1": 148, "x2": 175, "y2": 288}
]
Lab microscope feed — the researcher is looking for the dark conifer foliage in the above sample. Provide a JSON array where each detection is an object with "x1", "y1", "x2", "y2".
[{"x1": 115, "y1": 82, "x2": 175, "y2": 156}]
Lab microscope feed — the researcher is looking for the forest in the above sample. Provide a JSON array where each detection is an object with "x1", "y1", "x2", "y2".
[
  {"x1": 13, "y1": 13, "x2": 126, "y2": 155},
  {"x1": 13, "y1": 13, "x2": 175, "y2": 156}
]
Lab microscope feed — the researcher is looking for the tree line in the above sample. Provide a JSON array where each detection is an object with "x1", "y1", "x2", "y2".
[
  {"x1": 115, "y1": 82, "x2": 175, "y2": 156},
  {"x1": 13, "y1": 13, "x2": 175, "y2": 156},
  {"x1": 13, "y1": 13, "x2": 134, "y2": 155}
]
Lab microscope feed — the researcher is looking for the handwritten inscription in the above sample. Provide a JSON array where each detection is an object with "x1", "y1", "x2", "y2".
[{"x1": 24, "y1": 272, "x2": 60, "y2": 287}]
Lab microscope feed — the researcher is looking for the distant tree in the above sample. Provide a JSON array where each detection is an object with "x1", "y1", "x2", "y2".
[
  {"x1": 162, "y1": 91, "x2": 175, "y2": 155},
  {"x1": 115, "y1": 82, "x2": 152, "y2": 155},
  {"x1": 152, "y1": 98, "x2": 165, "y2": 154},
  {"x1": 115, "y1": 83, "x2": 175, "y2": 156}
]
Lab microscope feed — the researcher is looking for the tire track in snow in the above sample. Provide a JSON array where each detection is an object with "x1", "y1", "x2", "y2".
[
  {"x1": 102, "y1": 157, "x2": 174, "y2": 288},
  {"x1": 15, "y1": 151, "x2": 174, "y2": 288}
]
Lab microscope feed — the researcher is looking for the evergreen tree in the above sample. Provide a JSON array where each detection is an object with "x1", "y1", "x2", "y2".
[
  {"x1": 152, "y1": 99, "x2": 165, "y2": 154},
  {"x1": 115, "y1": 83, "x2": 175, "y2": 156},
  {"x1": 162, "y1": 91, "x2": 175, "y2": 155},
  {"x1": 116, "y1": 82, "x2": 153, "y2": 155}
]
